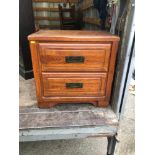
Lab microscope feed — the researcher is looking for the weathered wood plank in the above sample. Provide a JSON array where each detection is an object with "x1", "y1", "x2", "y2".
[
  {"x1": 33, "y1": 7, "x2": 74, "y2": 12},
  {"x1": 83, "y1": 17, "x2": 101, "y2": 26},
  {"x1": 39, "y1": 24, "x2": 60, "y2": 29},
  {"x1": 20, "y1": 105, "x2": 118, "y2": 129},
  {"x1": 80, "y1": 0, "x2": 94, "y2": 11},
  {"x1": 34, "y1": 16, "x2": 72, "y2": 21},
  {"x1": 33, "y1": 7, "x2": 59, "y2": 12},
  {"x1": 20, "y1": 126, "x2": 117, "y2": 142},
  {"x1": 33, "y1": 0, "x2": 78, "y2": 3}
]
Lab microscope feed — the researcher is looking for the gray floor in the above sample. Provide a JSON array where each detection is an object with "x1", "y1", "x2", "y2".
[
  {"x1": 19, "y1": 91, "x2": 135, "y2": 155},
  {"x1": 115, "y1": 92, "x2": 135, "y2": 155}
]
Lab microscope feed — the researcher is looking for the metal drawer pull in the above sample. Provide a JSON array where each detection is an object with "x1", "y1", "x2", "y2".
[
  {"x1": 66, "y1": 83, "x2": 83, "y2": 88},
  {"x1": 65, "y1": 56, "x2": 85, "y2": 63}
]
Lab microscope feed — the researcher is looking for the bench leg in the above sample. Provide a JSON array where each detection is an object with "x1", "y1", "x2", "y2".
[{"x1": 107, "y1": 136, "x2": 117, "y2": 155}]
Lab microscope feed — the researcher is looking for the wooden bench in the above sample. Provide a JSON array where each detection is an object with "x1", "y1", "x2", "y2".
[{"x1": 19, "y1": 76, "x2": 119, "y2": 155}]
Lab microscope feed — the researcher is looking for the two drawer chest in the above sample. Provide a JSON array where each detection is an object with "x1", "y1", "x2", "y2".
[{"x1": 28, "y1": 30, "x2": 120, "y2": 108}]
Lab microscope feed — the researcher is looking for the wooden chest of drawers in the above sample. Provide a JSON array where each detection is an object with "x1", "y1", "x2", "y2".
[{"x1": 28, "y1": 30, "x2": 119, "y2": 108}]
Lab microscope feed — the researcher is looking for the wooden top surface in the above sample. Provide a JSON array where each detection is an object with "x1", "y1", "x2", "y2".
[{"x1": 28, "y1": 30, "x2": 120, "y2": 42}]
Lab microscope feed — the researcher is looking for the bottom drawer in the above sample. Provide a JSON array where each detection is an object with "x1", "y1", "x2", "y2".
[{"x1": 42, "y1": 73, "x2": 107, "y2": 97}]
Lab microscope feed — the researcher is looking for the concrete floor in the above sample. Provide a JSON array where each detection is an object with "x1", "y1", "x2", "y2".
[
  {"x1": 19, "y1": 91, "x2": 134, "y2": 155},
  {"x1": 115, "y1": 92, "x2": 135, "y2": 155}
]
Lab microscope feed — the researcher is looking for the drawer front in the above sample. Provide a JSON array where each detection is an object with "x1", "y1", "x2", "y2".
[
  {"x1": 42, "y1": 73, "x2": 107, "y2": 97},
  {"x1": 38, "y1": 43, "x2": 111, "y2": 72}
]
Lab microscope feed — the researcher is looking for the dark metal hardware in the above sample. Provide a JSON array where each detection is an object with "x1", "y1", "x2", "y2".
[
  {"x1": 66, "y1": 83, "x2": 83, "y2": 88},
  {"x1": 65, "y1": 56, "x2": 85, "y2": 63}
]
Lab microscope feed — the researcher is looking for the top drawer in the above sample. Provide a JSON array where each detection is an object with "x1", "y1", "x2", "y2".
[{"x1": 38, "y1": 43, "x2": 111, "y2": 72}]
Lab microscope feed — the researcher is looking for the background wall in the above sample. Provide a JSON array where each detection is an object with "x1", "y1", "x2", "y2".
[
  {"x1": 32, "y1": 0, "x2": 79, "y2": 29},
  {"x1": 79, "y1": 0, "x2": 101, "y2": 30},
  {"x1": 32, "y1": 0, "x2": 102, "y2": 30}
]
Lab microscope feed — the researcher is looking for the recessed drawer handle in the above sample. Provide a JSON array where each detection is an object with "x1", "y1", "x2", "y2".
[
  {"x1": 66, "y1": 83, "x2": 83, "y2": 88},
  {"x1": 65, "y1": 56, "x2": 85, "y2": 63}
]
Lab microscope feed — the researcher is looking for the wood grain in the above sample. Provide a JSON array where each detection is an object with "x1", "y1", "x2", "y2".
[
  {"x1": 33, "y1": 7, "x2": 75, "y2": 12},
  {"x1": 19, "y1": 105, "x2": 118, "y2": 129},
  {"x1": 33, "y1": 7, "x2": 59, "y2": 12},
  {"x1": 28, "y1": 30, "x2": 120, "y2": 108},
  {"x1": 105, "y1": 41, "x2": 119, "y2": 105},
  {"x1": 29, "y1": 41, "x2": 43, "y2": 103},
  {"x1": 83, "y1": 17, "x2": 101, "y2": 26},
  {"x1": 38, "y1": 42, "x2": 111, "y2": 72},
  {"x1": 39, "y1": 24, "x2": 60, "y2": 29},
  {"x1": 33, "y1": 0, "x2": 78, "y2": 3},
  {"x1": 28, "y1": 30, "x2": 120, "y2": 42},
  {"x1": 35, "y1": 16, "x2": 72, "y2": 21},
  {"x1": 42, "y1": 72, "x2": 107, "y2": 97}
]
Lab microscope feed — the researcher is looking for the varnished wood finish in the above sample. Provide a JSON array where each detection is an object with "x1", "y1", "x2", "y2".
[
  {"x1": 42, "y1": 73, "x2": 107, "y2": 97},
  {"x1": 105, "y1": 41, "x2": 119, "y2": 103},
  {"x1": 28, "y1": 30, "x2": 119, "y2": 108},
  {"x1": 29, "y1": 41, "x2": 42, "y2": 103},
  {"x1": 38, "y1": 43, "x2": 111, "y2": 72},
  {"x1": 28, "y1": 30, "x2": 120, "y2": 42}
]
